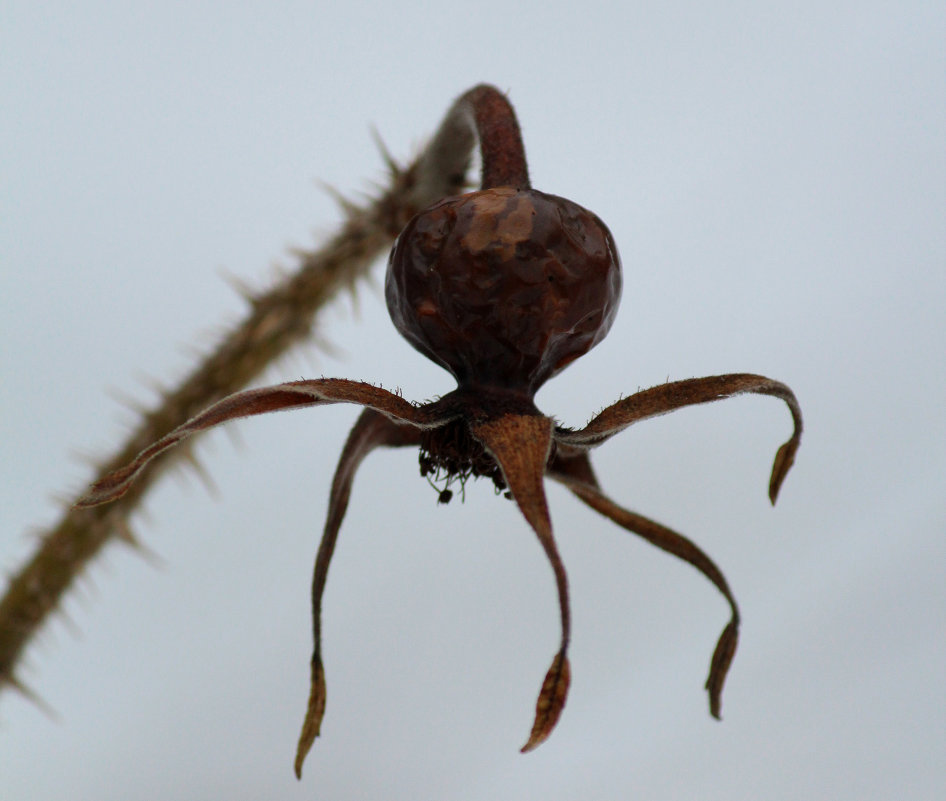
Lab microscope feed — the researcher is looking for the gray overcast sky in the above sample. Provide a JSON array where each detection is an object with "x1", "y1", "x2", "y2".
[{"x1": 2, "y1": 2, "x2": 944, "y2": 799}]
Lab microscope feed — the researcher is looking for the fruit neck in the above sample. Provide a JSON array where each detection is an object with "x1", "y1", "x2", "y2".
[
  {"x1": 451, "y1": 84, "x2": 531, "y2": 191},
  {"x1": 430, "y1": 383, "x2": 542, "y2": 423}
]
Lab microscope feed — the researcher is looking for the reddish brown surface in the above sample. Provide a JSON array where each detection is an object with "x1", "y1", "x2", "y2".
[
  {"x1": 385, "y1": 186, "x2": 622, "y2": 395},
  {"x1": 57, "y1": 86, "x2": 803, "y2": 781},
  {"x1": 462, "y1": 85, "x2": 531, "y2": 189}
]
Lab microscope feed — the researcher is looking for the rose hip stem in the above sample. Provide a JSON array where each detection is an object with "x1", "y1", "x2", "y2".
[{"x1": 450, "y1": 84, "x2": 531, "y2": 190}]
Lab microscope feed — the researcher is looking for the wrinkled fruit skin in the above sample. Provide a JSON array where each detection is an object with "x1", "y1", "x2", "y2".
[{"x1": 386, "y1": 187, "x2": 622, "y2": 395}]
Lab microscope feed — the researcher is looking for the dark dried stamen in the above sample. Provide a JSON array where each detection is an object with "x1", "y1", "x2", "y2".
[{"x1": 419, "y1": 419, "x2": 507, "y2": 497}]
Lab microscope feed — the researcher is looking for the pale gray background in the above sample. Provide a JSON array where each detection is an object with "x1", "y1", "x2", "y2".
[{"x1": 2, "y1": 2, "x2": 943, "y2": 799}]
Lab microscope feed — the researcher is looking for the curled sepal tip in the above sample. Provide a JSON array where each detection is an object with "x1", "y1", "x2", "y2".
[
  {"x1": 554, "y1": 373, "x2": 803, "y2": 508},
  {"x1": 705, "y1": 619, "x2": 739, "y2": 720},
  {"x1": 294, "y1": 656, "x2": 326, "y2": 779},
  {"x1": 768, "y1": 437, "x2": 799, "y2": 505},
  {"x1": 521, "y1": 650, "x2": 570, "y2": 753}
]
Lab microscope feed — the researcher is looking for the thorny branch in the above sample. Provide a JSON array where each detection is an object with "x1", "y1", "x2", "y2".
[{"x1": 0, "y1": 100, "x2": 482, "y2": 702}]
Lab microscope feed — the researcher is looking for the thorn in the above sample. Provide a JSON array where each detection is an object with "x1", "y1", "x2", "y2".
[
  {"x1": 133, "y1": 371, "x2": 169, "y2": 401},
  {"x1": 318, "y1": 181, "x2": 362, "y2": 218},
  {"x1": 104, "y1": 385, "x2": 150, "y2": 416},
  {"x1": 4, "y1": 674, "x2": 60, "y2": 721},
  {"x1": 73, "y1": 563, "x2": 101, "y2": 605},
  {"x1": 223, "y1": 421, "x2": 245, "y2": 453},
  {"x1": 290, "y1": 342, "x2": 322, "y2": 373},
  {"x1": 50, "y1": 489, "x2": 77, "y2": 510},
  {"x1": 309, "y1": 331, "x2": 345, "y2": 362},
  {"x1": 345, "y1": 278, "x2": 363, "y2": 317},
  {"x1": 218, "y1": 267, "x2": 258, "y2": 304},
  {"x1": 361, "y1": 269, "x2": 381, "y2": 297},
  {"x1": 23, "y1": 524, "x2": 46, "y2": 547},
  {"x1": 67, "y1": 446, "x2": 105, "y2": 472},
  {"x1": 275, "y1": 260, "x2": 292, "y2": 280},
  {"x1": 114, "y1": 518, "x2": 166, "y2": 568},
  {"x1": 52, "y1": 598, "x2": 81, "y2": 638},
  {"x1": 180, "y1": 446, "x2": 219, "y2": 499},
  {"x1": 287, "y1": 245, "x2": 313, "y2": 264},
  {"x1": 370, "y1": 125, "x2": 401, "y2": 177},
  {"x1": 179, "y1": 340, "x2": 208, "y2": 362}
]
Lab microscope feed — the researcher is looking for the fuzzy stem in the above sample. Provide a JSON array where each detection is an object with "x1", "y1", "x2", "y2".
[
  {"x1": 448, "y1": 84, "x2": 531, "y2": 190},
  {"x1": 0, "y1": 90, "x2": 486, "y2": 699}
]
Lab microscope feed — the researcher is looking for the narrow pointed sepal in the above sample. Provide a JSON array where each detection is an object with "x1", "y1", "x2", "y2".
[
  {"x1": 469, "y1": 414, "x2": 554, "y2": 533},
  {"x1": 548, "y1": 450, "x2": 744, "y2": 722},
  {"x1": 471, "y1": 414, "x2": 573, "y2": 752},
  {"x1": 521, "y1": 650, "x2": 570, "y2": 753},
  {"x1": 294, "y1": 656, "x2": 326, "y2": 779},
  {"x1": 768, "y1": 437, "x2": 799, "y2": 505},
  {"x1": 705, "y1": 619, "x2": 739, "y2": 719},
  {"x1": 295, "y1": 409, "x2": 424, "y2": 780},
  {"x1": 556, "y1": 374, "x2": 803, "y2": 507},
  {"x1": 74, "y1": 379, "x2": 432, "y2": 508}
]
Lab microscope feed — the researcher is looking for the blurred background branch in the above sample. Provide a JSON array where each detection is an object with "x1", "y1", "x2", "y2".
[{"x1": 0, "y1": 101, "x2": 477, "y2": 704}]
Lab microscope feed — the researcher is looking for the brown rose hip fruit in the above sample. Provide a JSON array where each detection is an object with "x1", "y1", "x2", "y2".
[
  {"x1": 66, "y1": 87, "x2": 802, "y2": 782},
  {"x1": 385, "y1": 186, "x2": 622, "y2": 396}
]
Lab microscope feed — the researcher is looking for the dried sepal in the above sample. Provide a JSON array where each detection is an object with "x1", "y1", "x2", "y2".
[
  {"x1": 75, "y1": 379, "x2": 434, "y2": 508},
  {"x1": 556, "y1": 374, "x2": 802, "y2": 502},
  {"x1": 470, "y1": 414, "x2": 572, "y2": 750},
  {"x1": 521, "y1": 650, "x2": 570, "y2": 753},
  {"x1": 294, "y1": 655, "x2": 326, "y2": 779},
  {"x1": 705, "y1": 620, "x2": 738, "y2": 719},
  {"x1": 769, "y1": 434, "x2": 800, "y2": 505},
  {"x1": 548, "y1": 450, "x2": 740, "y2": 719},
  {"x1": 295, "y1": 410, "x2": 423, "y2": 779},
  {"x1": 470, "y1": 414, "x2": 555, "y2": 533}
]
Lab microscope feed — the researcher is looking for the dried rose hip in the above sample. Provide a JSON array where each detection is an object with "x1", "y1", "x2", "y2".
[
  {"x1": 72, "y1": 85, "x2": 802, "y2": 782},
  {"x1": 385, "y1": 186, "x2": 622, "y2": 396}
]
